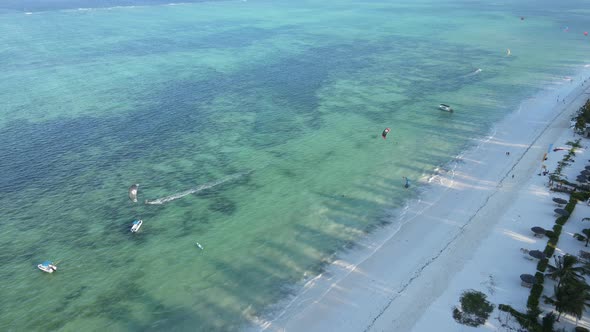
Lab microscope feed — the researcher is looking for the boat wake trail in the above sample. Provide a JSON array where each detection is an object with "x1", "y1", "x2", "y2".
[
  {"x1": 144, "y1": 172, "x2": 248, "y2": 205},
  {"x1": 463, "y1": 68, "x2": 482, "y2": 77}
]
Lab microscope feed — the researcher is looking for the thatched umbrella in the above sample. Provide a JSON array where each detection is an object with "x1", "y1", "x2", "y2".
[
  {"x1": 554, "y1": 208, "x2": 570, "y2": 217},
  {"x1": 552, "y1": 197, "x2": 568, "y2": 205},
  {"x1": 520, "y1": 274, "x2": 536, "y2": 287},
  {"x1": 531, "y1": 226, "x2": 546, "y2": 237},
  {"x1": 529, "y1": 250, "x2": 546, "y2": 260}
]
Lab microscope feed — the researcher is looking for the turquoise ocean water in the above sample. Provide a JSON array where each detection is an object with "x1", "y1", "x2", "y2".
[{"x1": 1, "y1": 0, "x2": 589, "y2": 330}]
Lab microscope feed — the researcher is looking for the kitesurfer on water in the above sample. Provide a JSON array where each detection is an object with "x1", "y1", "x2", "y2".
[
  {"x1": 129, "y1": 184, "x2": 139, "y2": 202},
  {"x1": 382, "y1": 128, "x2": 391, "y2": 139}
]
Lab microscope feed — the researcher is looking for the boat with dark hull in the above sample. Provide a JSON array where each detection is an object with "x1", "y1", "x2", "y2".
[{"x1": 439, "y1": 104, "x2": 453, "y2": 112}]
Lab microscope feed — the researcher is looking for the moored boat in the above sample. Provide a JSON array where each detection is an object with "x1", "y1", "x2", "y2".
[
  {"x1": 131, "y1": 219, "x2": 143, "y2": 233},
  {"x1": 38, "y1": 261, "x2": 57, "y2": 273},
  {"x1": 439, "y1": 103, "x2": 453, "y2": 112}
]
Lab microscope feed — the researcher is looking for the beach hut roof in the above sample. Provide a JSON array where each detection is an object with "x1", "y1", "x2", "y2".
[
  {"x1": 554, "y1": 208, "x2": 570, "y2": 217},
  {"x1": 552, "y1": 197, "x2": 568, "y2": 204},
  {"x1": 520, "y1": 274, "x2": 536, "y2": 283},
  {"x1": 531, "y1": 226, "x2": 546, "y2": 234},
  {"x1": 529, "y1": 250, "x2": 546, "y2": 259}
]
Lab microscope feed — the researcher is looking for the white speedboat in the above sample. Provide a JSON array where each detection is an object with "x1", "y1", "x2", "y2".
[
  {"x1": 131, "y1": 219, "x2": 143, "y2": 233},
  {"x1": 439, "y1": 104, "x2": 453, "y2": 112},
  {"x1": 38, "y1": 261, "x2": 57, "y2": 273}
]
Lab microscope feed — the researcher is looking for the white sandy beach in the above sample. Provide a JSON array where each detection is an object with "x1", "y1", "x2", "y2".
[{"x1": 256, "y1": 67, "x2": 590, "y2": 332}]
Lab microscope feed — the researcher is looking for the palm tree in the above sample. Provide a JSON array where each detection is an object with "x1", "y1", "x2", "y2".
[
  {"x1": 546, "y1": 255, "x2": 585, "y2": 288},
  {"x1": 545, "y1": 280, "x2": 589, "y2": 321},
  {"x1": 581, "y1": 259, "x2": 590, "y2": 276},
  {"x1": 578, "y1": 229, "x2": 590, "y2": 247},
  {"x1": 584, "y1": 229, "x2": 590, "y2": 247}
]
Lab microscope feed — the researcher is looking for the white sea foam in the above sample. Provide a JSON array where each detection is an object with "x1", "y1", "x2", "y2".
[{"x1": 60, "y1": 2, "x2": 186, "y2": 13}]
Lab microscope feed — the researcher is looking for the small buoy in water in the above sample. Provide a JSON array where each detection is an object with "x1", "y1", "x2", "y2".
[
  {"x1": 196, "y1": 242, "x2": 204, "y2": 250},
  {"x1": 585, "y1": 32, "x2": 588, "y2": 36}
]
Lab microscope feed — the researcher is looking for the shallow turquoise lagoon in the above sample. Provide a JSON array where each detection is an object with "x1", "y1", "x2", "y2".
[{"x1": 1, "y1": 0, "x2": 589, "y2": 330}]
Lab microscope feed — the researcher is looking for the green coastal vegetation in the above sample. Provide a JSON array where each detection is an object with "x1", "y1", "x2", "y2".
[
  {"x1": 452, "y1": 100, "x2": 590, "y2": 331},
  {"x1": 453, "y1": 290, "x2": 495, "y2": 327},
  {"x1": 492, "y1": 100, "x2": 590, "y2": 332},
  {"x1": 574, "y1": 99, "x2": 590, "y2": 135}
]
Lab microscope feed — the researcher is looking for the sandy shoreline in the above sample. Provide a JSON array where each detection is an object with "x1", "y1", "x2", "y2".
[{"x1": 254, "y1": 67, "x2": 590, "y2": 331}]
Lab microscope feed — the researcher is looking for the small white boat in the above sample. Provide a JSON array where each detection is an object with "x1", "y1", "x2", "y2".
[
  {"x1": 439, "y1": 104, "x2": 453, "y2": 112},
  {"x1": 196, "y1": 242, "x2": 204, "y2": 250},
  {"x1": 131, "y1": 219, "x2": 143, "y2": 233},
  {"x1": 38, "y1": 261, "x2": 57, "y2": 273}
]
